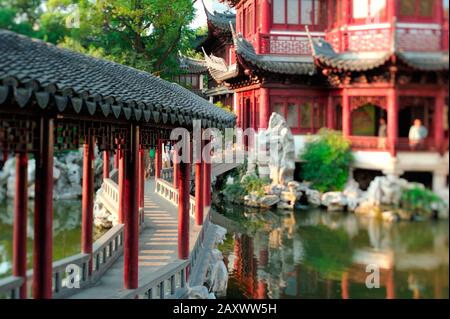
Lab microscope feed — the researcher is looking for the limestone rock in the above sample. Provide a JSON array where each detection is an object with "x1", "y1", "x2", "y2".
[
  {"x1": 265, "y1": 113, "x2": 296, "y2": 185},
  {"x1": 321, "y1": 192, "x2": 347, "y2": 211},
  {"x1": 259, "y1": 195, "x2": 280, "y2": 208},
  {"x1": 306, "y1": 189, "x2": 321, "y2": 206}
]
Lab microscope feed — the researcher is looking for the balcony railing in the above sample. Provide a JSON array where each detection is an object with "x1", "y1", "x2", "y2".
[{"x1": 349, "y1": 136, "x2": 445, "y2": 153}]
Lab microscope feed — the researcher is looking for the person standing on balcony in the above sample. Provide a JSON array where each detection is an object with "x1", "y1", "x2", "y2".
[
  {"x1": 408, "y1": 119, "x2": 428, "y2": 150},
  {"x1": 378, "y1": 118, "x2": 387, "y2": 150}
]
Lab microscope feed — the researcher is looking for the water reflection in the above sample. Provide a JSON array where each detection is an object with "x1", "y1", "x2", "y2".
[
  {"x1": 218, "y1": 207, "x2": 449, "y2": 299},
  {"x1": 0, "y1": 199, "x2": 83, "y2": 278}
]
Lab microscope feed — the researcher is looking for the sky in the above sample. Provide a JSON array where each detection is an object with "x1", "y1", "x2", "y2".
[{"x1": 190, "y1": 0, "x2": 235, "y2": 29}]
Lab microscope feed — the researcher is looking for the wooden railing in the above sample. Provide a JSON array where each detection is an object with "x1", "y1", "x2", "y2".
[
  {"x1": 120, "y1": 260, "x2": 190, "y2": 299},
  {"x1": 0, "y1": 223, "x2": 124, "y2": 299},
  {"x1": 349, "y1": 136, "x2": 444, "y2": 153},
  {"x1": 161, "y1": 167, "x2": 174, "y2": 182},
  {"x1": 0, "y1": 276, "x2": 23, "y2": 299},
  {"x1": 155, "y1": 178, "x2": 196, "y2": 218},
  {"x1": 119, "y1": 207, "x2": 212, "y2": 299}
]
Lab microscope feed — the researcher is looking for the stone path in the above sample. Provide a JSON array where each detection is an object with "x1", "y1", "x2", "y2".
[{"x1": 69, "y1": 179, "x2": 200, "y2": 299}]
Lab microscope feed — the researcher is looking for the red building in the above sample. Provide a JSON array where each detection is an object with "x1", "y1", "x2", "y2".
[{"x1": 200, "y1": 0, "x2": 449, "y2": 194}]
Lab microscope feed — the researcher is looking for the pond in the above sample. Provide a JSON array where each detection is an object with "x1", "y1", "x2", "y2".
[
  {"x1": 0, "y1": 199, "x2": 86, "y2": 279},
  {"x1": 216, "y1": 206, "x2": 449, "y2": 299}
]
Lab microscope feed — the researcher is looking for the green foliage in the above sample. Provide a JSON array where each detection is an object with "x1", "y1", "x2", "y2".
[
  {"x1": 0, "y1": 0, "x2": 199, "y2": 78},
  {"x1": 214, "y1": 101, "x2": 233, "y2": 113},
  {"x1": 241, "y1": 174, "x2": 269, "y2": 197},
  {"x1": 300, "y1": 129, "x2": 353, "y2": 192},
  {"x1": 400, "y1": 186, "x2": 446, "y2": 217},
  {"x1": 222, "y1": 183, "x2": 246, "y2": 203}
]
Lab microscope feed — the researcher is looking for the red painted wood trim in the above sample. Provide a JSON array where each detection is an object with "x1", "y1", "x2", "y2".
[
  {"x1": 103, "y1": 150, "x2": 110, "y2": 179},
  {"x1": 82, "y1": 136, "x2": 95, "y2": 274},
  {"x1": 33, "y1": 116, "x2": 54, "y2": 299},
  {"x1": 178, "y1": 160, "x2": 191, "y2": 259},
  {"x1": 13, "y1": 152, "x2": 28, "y2": 298},
  {"x1": 123, "y1": 124, "x2": 140, "y2": 289},
  {"x1": 118, "y1": 148, "x2": 125, "y2": 224}
]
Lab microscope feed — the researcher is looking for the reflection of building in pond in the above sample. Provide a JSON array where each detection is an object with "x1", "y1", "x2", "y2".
[{"x1": 225, "y1": 210, "x2": 448, "y2": 299}]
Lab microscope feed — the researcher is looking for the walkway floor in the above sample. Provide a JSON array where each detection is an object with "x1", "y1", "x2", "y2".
[{"x1": 69, "y1": 179, "x2": 201, "y2": 299}]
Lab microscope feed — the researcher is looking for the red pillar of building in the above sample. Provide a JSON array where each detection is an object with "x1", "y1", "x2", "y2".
[
  {"x1": 123, "y1": 124, "x2": 140, "y2": 289},
  {"x1": 202, "y1": 158, "x2": 211, "y2": 210},
  {"x1": 194, "y1": 155, "x2": 203, "y2": 226},
  {"x1": 386, "y1": 269, "x2": 395, "y2": 299},
  {"x1": 138, "y1": 147, "x2": 145, "y2": 223},
  {"x1": 434, "y1": 89, "x2": 445, "y2": 154},
  {"x1": 82, "y1": 136, "x2": 95, "y2": 274},
  {"x1": 387, "y1": 88, "x2": 398, "y2": 157},
  {"x1": 13, "y1": 152, "x2": 28, "y2": 299},
  {"x1": 178, "y1": 159, "x2": 191, "y2": 259},
  {"x1": 341, "y1": 272, "x2": 349, "y2": 299},
  {"x1": 342, "y1": 89, "x2": 351, "y2": 137},
  {"x1": 103, "y1": 150, "x2": 110, "y2": 179},
  {"x1": 173, "y1": 148, "x2": 179, "y2": 189},
  {"x1": 33, "y1": 116, "x2": 54, "y2": 299},
  {"x1": 327, "y1": 95, "x2": 336, "y2": 130},
  {"x1": 259, "y1": 87, "x2": 270, "y2": 129},
  {"x1": 155, "y1": 140, "x2": 161, "y2": 179},
  {"x1": 261, "y1": 0, "x2": 271, "y2": 34},
  {"x1": 118, "y1": 148, "x2": 125, "y2": 224},
  {"x1": 114, "y1": 150, "x2": 119, "y2": 169}
]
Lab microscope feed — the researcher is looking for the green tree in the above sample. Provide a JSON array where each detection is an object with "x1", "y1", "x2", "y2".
[
  {"x1": 300, "y1": 129, "x2": 353, "y2": 192},
  {"x1": 0, "y1": 0, "x2": 200, "y2": 78}
]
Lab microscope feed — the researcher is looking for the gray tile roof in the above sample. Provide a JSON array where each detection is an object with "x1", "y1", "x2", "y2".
[
  {"x1": 310, "y1": 36, "x2": 449, "y2": 72},
  {"x1": 203, "y1": 48, "x2": 239, "y2": 83},
  {"x1": 397, "y1": 51, "x2": 449, "y2": 71},
  {"x1": 310, "y1": 37, "x2": 392, "y2": 71},
  {"x1": 234, "y1": 33, "x2": 316, "y2": 75},
  {"x1": 178, "y1": 53, "x2": 208, "y2": 74},
  {"x1": 204, "y1": 5, "x2": 236, "y2": 31},
  {"x1": 0, "y1": 29, "x2": 235, "y2": 128}
]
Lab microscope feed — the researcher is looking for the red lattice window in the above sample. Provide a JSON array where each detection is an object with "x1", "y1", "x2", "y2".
[
  {"x1": 272, "y1": 0, "x2": 327, "y2": 31},
  {"x1": 399, "y1": 0, "x2": 438, "y2": 22}
]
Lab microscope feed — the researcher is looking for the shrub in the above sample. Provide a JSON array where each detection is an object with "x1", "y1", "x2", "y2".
[
  {"x1": 241, "y1": 174, "x2": 269, "y2": 197},
  {"x1": 222, "y1": 183, "x2": 246, "y2": 203},
  {"x1": 400, "y1": 186, "x2": 446, "y2": 217},
  {"x1": 300, "y1": 129, "x2": 353, "y2": 192}
]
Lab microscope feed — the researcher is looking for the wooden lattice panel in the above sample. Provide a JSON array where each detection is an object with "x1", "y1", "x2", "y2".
[{"x1": 0, "y1": 115, "x2": 37, "y2": 152}]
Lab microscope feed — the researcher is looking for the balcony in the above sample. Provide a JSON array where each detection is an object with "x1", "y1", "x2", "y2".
[{"x1": 349, "y1": 136, "x2": 448, "y2": 154}]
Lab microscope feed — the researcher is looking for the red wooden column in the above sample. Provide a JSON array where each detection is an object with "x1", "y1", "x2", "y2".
[
  {"x1": 173, "y1": 147, "x2": 179, "y2": 189},
  {"x1": 259, "y1": 87, "x2": 270, "y2": 129},
  {"x1": 154, "y1": 139, "x2": 161, "y2": 179},
  {"x1": 13, "y1": 152, "x2": 28, "y2": 298},
  {"x1": 434, "y1": 89, "x2": 445, "y2": 154},
  {"x1": 33, "y1": 116, "x2": 54, "y2": 299},
  {"x1": 123, "y1": 124, "x2": 140, "y2": 289},
  {"x1": 82, "y1": 135, "x2": 95, "y2": 274},
  {"x1": 341, "y1": 272, "x2": 349, "y2": 299},
  {"x1": 261, "y1": 0, "x2": 271, "y2": 34},
  {"x1": 138, "y1": 147, "x2": 145, "y2": 224},
  {"x1": 118, "y1": 148, "x2": 125, "y2": 224},
  {"x1": 202, "y1": 141, "x2": 212, "y2": 210},
  {"x1": 327, "y1": 95, "x2": 336, "y2": 130},
  {"x1": 387, "y1": 88, "x2": 398, "y2": 156},
  {"x1": 114, "y1": 150, "x2": 119, "y2": 169},
  {"x1": 194, "y1": 144, "x2": 203, "y2": 226},
  {"x1": 177, "y1": 151, "x2": 191, "y2": 259},
  {"x1": 103, "y1": 150, "x2": 110, "y2": 179},
  {"x1": 342, "y1": 89, "x2": 351, "y2": 137}
]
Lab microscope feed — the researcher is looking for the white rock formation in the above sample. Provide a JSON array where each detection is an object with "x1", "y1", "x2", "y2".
[
  {"x1": 266, "y1": 113, "x2": 296, "y2": 186},
  {"x1": 0, "y1": 148, "x2": 107, "y2": 201}
]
